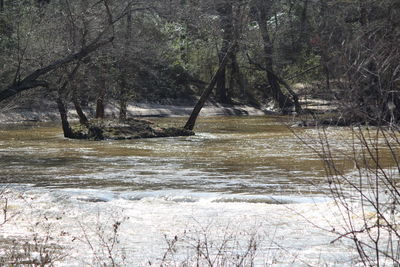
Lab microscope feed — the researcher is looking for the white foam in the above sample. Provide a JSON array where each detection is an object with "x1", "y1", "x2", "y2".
[{"x1": 0, "y1": 187, "x2": 361, "y2": 266}]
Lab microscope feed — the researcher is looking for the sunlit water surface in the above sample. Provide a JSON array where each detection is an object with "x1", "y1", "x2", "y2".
[{"x1": 0, "y1": 116, "x2": 377, "y2": 265}]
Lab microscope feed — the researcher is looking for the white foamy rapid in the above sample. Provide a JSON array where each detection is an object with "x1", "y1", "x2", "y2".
[{"x1": 0, "y1": 185, "x2": 362, "y2": 266}]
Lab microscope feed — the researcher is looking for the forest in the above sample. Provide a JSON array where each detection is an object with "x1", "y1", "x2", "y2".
[
  {"x1": 1, "y1": 0, "x2": 400, "y2": 266},
  {"x1": 1, "y1": 0, "x2": 399, "y2": 131}
]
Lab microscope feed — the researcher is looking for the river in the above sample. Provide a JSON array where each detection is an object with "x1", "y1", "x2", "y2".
[{"x1": 0, "y1": 116, "x2": 373, "y2": 266}]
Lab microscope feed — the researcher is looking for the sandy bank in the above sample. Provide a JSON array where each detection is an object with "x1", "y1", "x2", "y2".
[{"x1": 0, "y1": 101, "x2": 271, "y2": 124}]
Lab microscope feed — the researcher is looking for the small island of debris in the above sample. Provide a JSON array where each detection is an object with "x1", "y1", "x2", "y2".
[{"x1": 71, "y1": 118, "x2": 194, "y2": 140}]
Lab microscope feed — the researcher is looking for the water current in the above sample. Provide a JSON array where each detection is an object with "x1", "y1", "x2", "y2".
[{"x1": 0, "y1": 116, "x2": 372, "y2": 266}]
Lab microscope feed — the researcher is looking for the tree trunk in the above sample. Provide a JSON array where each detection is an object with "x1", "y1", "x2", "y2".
[
  {"x1": 318, "y1": 1, "x2": 332, "y2": 94},
  {"x1": 95, "y1": 69, "x2": 106, "y2": 119},
  {"x1": 184, "y1": 47, "x2": 231, "y2": 131},
  {"x1": 215, "y1": 63, "x2": 228, "y2": 103},
  {"x1": 231, "y1": 4, "x2": 246, "y2": 99},
  {"x1": 324, "y1": 62, "x2": 330, "y2": 92},
  {"x1": 72, "y1": 86, "x2": 89, "y2": 126},
  {"x1": 56, "y1": 92, "x2": 74, "y2": 138},
  {"x1": 215, "y1": 0, "x2": 234, "y2": 104},
  {"x1": 297, "y1": 0, "x2": 309, "y2": 45},
  {"x1": 64, "y1": 63, "x2": 89, "y2": 126},
  {"x1": 268, "y1": 70, "x2": 302, "y2": 113},
  {"x1": 95, "y1": 87, "x2": 106, "y2": 119},
  {"x1": 118, "y1": 4, "x2": 132, "y2": 122},
  {"x1": 53, "y1": 62, "x2": 82, "y2": 138},
  {"x1": 119, "y1": 99, "x2": 127, "y2": 121},
  {"x1": 229, "y1": 45, "x2": 245, "y2": 99},
  {"x1": 267, "y1": 71, "x2": 292, "y2": 110},
  {"x1": 246, "y1": 51, "x2": 302, "y2": 112},
  {"x1": 253, "y1": 0, "x2": 294, "y2": 112}
]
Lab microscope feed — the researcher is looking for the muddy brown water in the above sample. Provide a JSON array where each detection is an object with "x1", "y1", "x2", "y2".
[
  {"x1": 0, "y1": 116, "x2": 398, "y2": 199},
  {"x1": 0, "y1": 116, "x2": 328, "y2": 195}
]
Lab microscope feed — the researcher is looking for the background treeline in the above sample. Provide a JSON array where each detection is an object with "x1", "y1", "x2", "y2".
[{"x1": 0, "y1": 0, "x2": 399, "y2": 124}]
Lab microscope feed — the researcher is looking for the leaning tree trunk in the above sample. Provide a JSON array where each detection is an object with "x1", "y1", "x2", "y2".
[
  {"x1": 56, "y1": 91, "x2": 74, "y2": 138},
  {"x1": 56, "y1": 63, "x2": 83, "y2": 138},
  {"x1": 72, "y1": 86, "x2": 89, "y2": 127},
  {"x1": 184, "y1": 47, "x2": 232, "y2": 131},
  {"x1": 67, "y1": 63, "x2": 89, "y2": 126}
]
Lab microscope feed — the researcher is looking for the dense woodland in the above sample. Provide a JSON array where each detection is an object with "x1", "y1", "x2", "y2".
[{"x1": 0, "y1": 0, "x2": 399, "y2": 131}]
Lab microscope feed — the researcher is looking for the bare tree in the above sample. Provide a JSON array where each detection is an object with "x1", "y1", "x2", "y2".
[{"x1": 249, "y1": 0, "x2": 300, "y2": 113}]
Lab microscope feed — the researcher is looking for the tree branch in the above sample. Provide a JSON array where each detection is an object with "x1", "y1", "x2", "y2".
[{"x1": 0, "y1": 37, "x2": 113, "y2": 102}]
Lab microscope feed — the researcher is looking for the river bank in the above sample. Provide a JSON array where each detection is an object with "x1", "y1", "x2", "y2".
[{"x1": 0, "y1": 100, "x2": 272, "y2": 124}]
